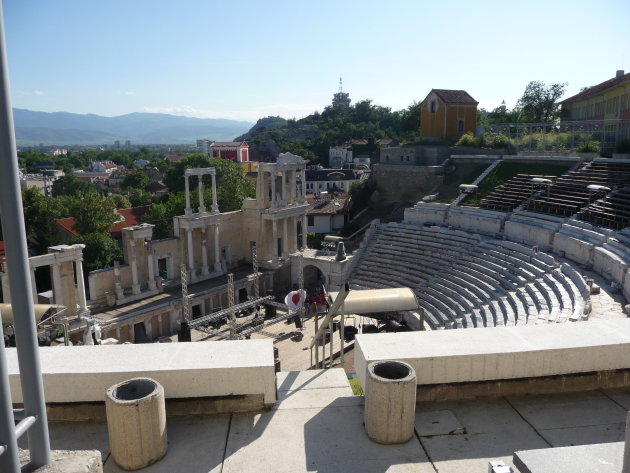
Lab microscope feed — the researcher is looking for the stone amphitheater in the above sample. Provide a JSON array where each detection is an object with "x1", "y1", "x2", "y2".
[{"x1": 347, "y1": 157, "x2": 630, "y2": 330}]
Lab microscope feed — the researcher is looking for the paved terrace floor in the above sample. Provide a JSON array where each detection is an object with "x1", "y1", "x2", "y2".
[{"x1": 26, "y1": 369, "x2": 630, "y2": 473}]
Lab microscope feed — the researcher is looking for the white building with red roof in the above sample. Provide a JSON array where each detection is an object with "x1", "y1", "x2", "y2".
[{"x1": 209, "y1": 141, "x2": 249, "y2": 163}]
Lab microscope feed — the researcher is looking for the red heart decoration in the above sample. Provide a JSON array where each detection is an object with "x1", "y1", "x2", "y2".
[{"x1": 291, "y1": 292, "x2": 301, "y2": 305}]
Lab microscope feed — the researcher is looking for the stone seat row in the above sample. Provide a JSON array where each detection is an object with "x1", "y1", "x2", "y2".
[{"x1": 351, "y1": 224, "x2": 588, "y2": 330}]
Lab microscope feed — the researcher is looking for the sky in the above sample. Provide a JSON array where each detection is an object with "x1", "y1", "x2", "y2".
[{"x1": 4, "y1": 0, "x2": 630, "y2": 123}]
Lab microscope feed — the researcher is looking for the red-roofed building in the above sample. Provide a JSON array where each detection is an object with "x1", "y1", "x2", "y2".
[
  {"x1": 56, "y1": 205, "x2": 152, "y2": 243},
  {"x1": 209, "y1": 141, "x2": 249, "y2": 163},
  {"x1": 420, "y1": 89, "x2": 478, "y2": 140}
]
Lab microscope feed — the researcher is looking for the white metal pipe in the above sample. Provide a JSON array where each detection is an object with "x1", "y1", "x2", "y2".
[{"x1": 0, "y1": 3, "x2": 51, "y2": 467}]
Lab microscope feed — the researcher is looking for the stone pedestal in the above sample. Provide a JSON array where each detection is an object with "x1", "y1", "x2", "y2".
[
  {"x1": 105, "y1": 378, "x2": 167, "y2": 470},
  {"x1": 364, "y1": 360, "x2": 416, "y2": 444}
]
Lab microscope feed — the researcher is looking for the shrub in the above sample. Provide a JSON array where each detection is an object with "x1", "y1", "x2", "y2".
[
  {"x1": 576, "y1": 140, "x2": 600, "y2": 153},
  {"x1": 455, "y1": 132, "x2": 481, "y2": 147}
]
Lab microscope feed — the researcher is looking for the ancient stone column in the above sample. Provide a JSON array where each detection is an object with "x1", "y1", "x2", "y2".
[
  {"x1": 184, "y1": 174, "x2": 192, "y2": 216},
  {"x1": 294, "y1": 216, "x2": 299, "y2": 252},
  {"x1": 75, "y1": 258, "x2": 88, "y2": 316},
  {"x1": 146, "y1": 243, "x2": 157, "y2": 291},
  {"x1": 281, "y1": 171, "x2": 286, "y2": 204},
  {"x1": 187, "y1": 228, "x2": 195, "y2": 280},
  {"x1": 52, "y1": 262, "x2": 64, "y2": 306},
  {"x1": 201, "y1": 227, "x2": 209, "y2": 276},
  {"x1": 213, "y1": 224, "x2": 221, "y2": 272},
  {"x1": 1, "y1": 269, "x2": 10, "y2": 303},
  {"x1": 301, "y1": 168, "x2": 307, "y2": 202},
  {"x1": 302, "y1": 214, "x2": 308, "y2": 250},
  {"x1": 29, "y1": 266, "x2": 38, "y2": 304},
  {"x1": 271, "y1": 171, "x2": 276, "y2": 208},
  {"x1": 197, "y1": 175, "x2": 205, "y2": 214},
  {"x1": 272, "y1": 219, "x2": 278, "y2": 264},
  {"x1": 211, "y1": 172, "x2": 219, "y2": 213},
  {"x1": 282, "y1": 218, "x2": 289, "y2": 257},
  {"x1": 130, "y1": 240, "x2": 141, "y2": 295}
]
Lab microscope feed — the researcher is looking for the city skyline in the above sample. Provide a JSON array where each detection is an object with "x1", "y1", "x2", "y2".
[{"x1": 5, "y1": 0, "x2": 630, "y2": 122}]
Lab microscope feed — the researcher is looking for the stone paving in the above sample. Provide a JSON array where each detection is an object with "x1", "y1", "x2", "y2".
[{"x1": 31, "y1": 370, "x2": 630, "y2": 473}]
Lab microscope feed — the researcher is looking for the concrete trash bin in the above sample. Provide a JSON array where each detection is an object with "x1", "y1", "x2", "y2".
[
  {"x1": 364, "y1": 360, "x2": 417, "y2": 444},
  {"x1": 105, "y1": 377, "x2": 167, "y2": 470}
]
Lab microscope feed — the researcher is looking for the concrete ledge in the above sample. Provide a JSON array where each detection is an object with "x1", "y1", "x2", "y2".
[
  {"x1": 355, "y1": 319, "x2": 630, "y2": 391},
  {"x1": 514, "y1": 442, "x2": 623, "y2": 473},
  {"x1": 8, "y1": 340, "x2": 276, "y2": 407}
]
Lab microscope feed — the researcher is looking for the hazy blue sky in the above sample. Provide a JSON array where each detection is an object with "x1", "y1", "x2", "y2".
[{"x1": 4, "y1": 0, "x2": 630, "y2": 122}]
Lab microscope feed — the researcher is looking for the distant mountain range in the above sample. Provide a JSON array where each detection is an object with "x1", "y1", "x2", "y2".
[{"x1": 12, "y1": 109, "x2": 254, "y2": 145}]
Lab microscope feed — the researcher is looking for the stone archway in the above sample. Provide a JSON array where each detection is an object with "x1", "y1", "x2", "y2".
[{"x1": 303, "y1": 264, "x2": 325, "y2": 293}]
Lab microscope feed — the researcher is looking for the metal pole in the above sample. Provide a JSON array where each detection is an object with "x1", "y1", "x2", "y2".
[
  {"x1": 0, "y1": 3, "x2": 51, "y2": 467},
  {"x1": 0, "y1": 316, "x2": 20, "y2": 472}
]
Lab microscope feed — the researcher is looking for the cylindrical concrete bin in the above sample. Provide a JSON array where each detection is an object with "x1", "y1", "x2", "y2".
[
  {"x1": 105, "y1": 377, "x2": 168, "y2": 470},
  {"x1": 364, "y1": 360, "x2": 417, "y2": 444}
]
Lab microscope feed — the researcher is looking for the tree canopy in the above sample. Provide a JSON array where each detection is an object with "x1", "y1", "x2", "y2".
[
  {"x1": 121, "y1": 172, "x2": 150, "y2": 190},
  {"x1": 52, "y1": 174, "x2": 94, "y2": 197},
  {"x1": 516, "y1": 81, "x2": 567, "y2": 123},
  {"x1": 68, "y1": 192, "x2": 119, "y2": 235}
]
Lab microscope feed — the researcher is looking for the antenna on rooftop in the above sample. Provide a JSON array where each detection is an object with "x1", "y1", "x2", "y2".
[{"x1": 339, "y1": 77, "x2": 343, "y2": 93}]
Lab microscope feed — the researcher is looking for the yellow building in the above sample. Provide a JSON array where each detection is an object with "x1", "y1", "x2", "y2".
[
  {"x1": 560, "y1": 70, "x2": 630, "y2": 154},
  {"x1": 560, "y1": 70, "x2": 630, "y2": 122},
  {"x1": 420, "y1": 89, "x2": 478, "y2": 140}
]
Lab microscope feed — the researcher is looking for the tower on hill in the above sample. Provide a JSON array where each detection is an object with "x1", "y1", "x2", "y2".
[{"x1": 332, "y1": 77, "x2": 351, "y2": 108}]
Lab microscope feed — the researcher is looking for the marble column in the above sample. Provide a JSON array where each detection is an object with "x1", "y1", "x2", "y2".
[
  {"x1": 281, "y1": 172, "x2": 286, "y2": 204},
  {"x1": 282, "y1": 218, "x2": 289, "y2": 258},
  {"x1": 301, "y1": 169, "x2": 307, "y2": 201},
  {"x1": 302, "y1": 214, "x2": 308, "y2": 249},
  {"x1": 1, "y1": 269, "x2": 10, "y2": 303},
  {"x1": 289, "y1": 170, "x2": 295, "y2": 204},
  {"x1": 294, "y1": 216, "x2": 299, "y2": 252},
  {"x1": 201, "y1": 227, "x2": 209, "y2": 276},
  {"x1": 197, "y1": 175, "x2": 206, "y2": 214},
  {"x1": 272, "y1": 219, "x2": 278, "y2": 264},
  {"x1": 184, "y1": 175, "x2": 192, "y2": 216},
  {"x1": 75, "y1": 258, "x2": 88, "y2": 316},
  {"x1": 130, "y1": 240, "x2": 141, "y2": 295},
  {"x1": 52, "y1": 262, "x2": 63, "y2": 306},
  {"x1": 213, "y1": 224, "x2": 221, "y2": 272},
  {"x1": 187, "y1": 227, "x2": 195, "y2": 279},
  {"x1": 146, "y1": 244, "x2": 157, "y2": 291},
  {"x1": 29, "y1": 266, "x2": 38, "y2": 304},
  {"x1": 211, "y1": 172, "x2": 219, "y2": 213},
  {"x1": 271, "y1": 172, "x2": 276, "y2": 208}
]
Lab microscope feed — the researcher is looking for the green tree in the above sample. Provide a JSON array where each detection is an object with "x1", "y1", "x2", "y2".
[
  {"x1": 71, "y1": 232, "x2": 122, "y2": 272},
  {"x1": 127, "y1": 188, "x2": 153, "y2": 207},
  {"x1": 68, "y1": 192, "x2": 118, "y2": 235},
  {"x1": 163, "y1": 154, "x2": 255, "y2": 211},
  {"x1": 399, "y1": 101, "x2": 421, "y2": 136},
  {"x1": 21, "y1": 187, "x2": 66, "y2": 250},
  {"x1": 516, "y1": 81, "x2": 567, "y2": 123},
  {"x1": 52, "y1": 174, "x2": 94, "y2": 197},
  {"x1": 121, "y1": 171, "x2": 151, "y2": 190},
  {"x1": 108, "y1": 194, "x2": 132, "y2": 209}
]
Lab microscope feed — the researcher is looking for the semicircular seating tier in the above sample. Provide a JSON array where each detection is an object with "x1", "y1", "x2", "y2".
[{"x1": 349, "y1": 222, "x2": 591, "y2": 330}]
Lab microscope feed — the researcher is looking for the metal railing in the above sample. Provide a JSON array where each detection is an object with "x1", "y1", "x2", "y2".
[{"x1": 0, "y1": 3, "x2": 51, "y2": 470}]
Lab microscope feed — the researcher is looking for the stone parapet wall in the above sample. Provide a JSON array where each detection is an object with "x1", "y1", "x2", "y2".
[{"x1": 355, "y1": 319, "x2": 630, "y2": 398}]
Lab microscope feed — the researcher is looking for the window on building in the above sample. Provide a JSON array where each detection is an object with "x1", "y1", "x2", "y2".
[
  {"x1": 385, "y1": 155, "x2": 389, "y2": 161},
  {"x1": 406, "y1": 156, "x2": 410, "y2": 161},
  {"x1": 458, "y1": 120, "x2": 464, "y2": 133},
  {"x1": 430, "y1": 100, "x2": 437, "y2": 113},
  {"x1": 307, "y1": 215, "x2": 314, "y2": 226}
]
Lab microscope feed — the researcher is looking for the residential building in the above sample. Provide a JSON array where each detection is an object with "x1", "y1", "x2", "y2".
[
  {"x1": 56, "y1": 205, "x2": 153, "y2": 243},
  {"x1": 329, "y1": 145, "x2": 352, "y2": 168},
  {"x1": 305, "y1": 194, "x2": 350, "y2": 234},
  {"x1": 420, "y1": 89, "x2": 478, "y2": 140},
  {"x1": 209, "y1": 141, "x2": 250, "y2": 163},
  {"x1": 304, "y1": 168, "x2": 360, "y2": 194},
  {"x1": 196, "y1": 139, "x2": 211, "y2": 154}
]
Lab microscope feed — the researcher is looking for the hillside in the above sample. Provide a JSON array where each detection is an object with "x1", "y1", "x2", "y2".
[
  {"x1": 13, "y1": 109, "x2": 253, "y2": 145},
  {"x1": 234, "y1": 100, "x2": 420, "y2": 164}
]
